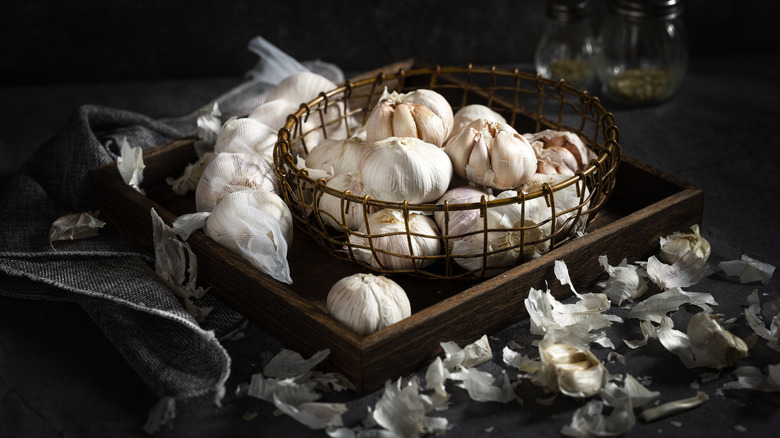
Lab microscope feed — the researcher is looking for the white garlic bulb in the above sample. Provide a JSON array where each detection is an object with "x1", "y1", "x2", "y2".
[
  {"x1": 537, "y1": 341, "x2": 608, "y2": 398},
  {"x1": 326, "y1": 273, "x2": 411, "y2": 336},
  {"x1": 214, "y1": 116, "x2": 278, "y2": 168},
  {"x1": 521, "y1": 173, "x2": 589, "y2": 234},
  {"x1": 303, "y1": 136, "x2": 366, "y2": 176},
  {"x1": 450, "y1": 104, "x2": 507, "y2": 139},
  {"x1": 364, "y1": 88, "x2": 454, "y2": 147},
  {"x1": 359, "y1": 136, "x2": 453, "y2": 204},
  {"x1": 266, "y1": 71, "x2": 339, "y2": 106},
  {"x1": 659, "y1": 224, "x2": 711, "y2": 265},
  {"x1": 434, "y1": 186, "x2": 490, "y2": 245},
  {"x1": 317, "y1": 171, "x2": 371, "y2": 231},
  {"x1": 523, "y1": 129, "x2": 596, "y2": 172},
  {"x1": 450, "y1": 190, "x2": 551, "y2": 274},
  {"x1": 348, "y1": 209, "x2": 441, "y2": 271},
  {"x1": 444, "y1": 118, "x2": 537, "y2": 190},
  {"x1": 195, "y1": 151, "x2": 278, "y2": 212},
  {"x1": 204, "y1": 190, "x2": 294, "y2": 284},
  {"x1": 688, "y1": 311, "x2": 748, "y2": 369}
]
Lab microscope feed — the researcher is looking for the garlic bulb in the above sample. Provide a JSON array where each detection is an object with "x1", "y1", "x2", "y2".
[
  {"x1": 204, "y1": 190, "x2": 294, "y2": 284},
  {"x1": 444, "y1": 118, "x2": 537, "y2": 190},
  {"x1": 303, "y1": 136, "x2": 366, "y2": 176},
  {"x1": 523, "y1": 129, "x2": 596, "y2": 172},
  {"x1": 450, "y1": 190, "x2": 551, "y2": 274},
  {"x1": 317, "y1": 171, "x2": 370, "y2": 231},
  {"x1": 521, "y1": 173, "x2": 589, "y2": 234},
  {"x1": 326, "y1": 273, "x2": 411, "y2": 336},
  {"x1": 688, "y1": 311, "x2": 748, "y2": 369},
  {"x1": 364, "y1": 88, "x2": 454, "y2": 147},
  {"x1": 266, "y1": 71, "x2": 339, "y2": 106},
  {"x1": 659, "y1": 224, "x2": 711, "y2": 265},
  {"x1": 450, "y1": 104, "x2": 507, "y2": 139},
  {"x1": 214, "y1": 116, "x2": 277, "y2": 167},
  {"x1": 348, "y1": 209, "x2": 440, "y2": 271},
  {"x1": 359, "y1": 136, "x2": 453, "y2": 204},
  {"x1": 537, "y1": 341, "x2": 607, "y2": 398},
  {"x1": 433, "y1": 186, "x2": 490, "y2": 245},
  {"x1": 195, "y1": 151, "x2": 278, "y2": 212}
]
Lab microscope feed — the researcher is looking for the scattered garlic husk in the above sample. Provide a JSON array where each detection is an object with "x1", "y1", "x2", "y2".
[
  {"x1": 536, "y1": 334, "x2": 608, "y2": 398},
  {"x1": 49, "y1": 211, "x2": 106, "y2": 248},
  {"x1": 359, "y1": 136, "x2": 453, "y2": 204},
  {"x1": 719, "y1": 254, "x2": 776, "y2": 285},
  {"x1": 523, "y1": 129, "x2": 596, "y2": 172},
  {"x1": 627, "y1": 287, "x2": 717, "y2": 324},
  {"x1": 444, "y1": 118, "x2": 537, "y2": 190},
  {"x1": 450, "y1": 190, "x2": 551, "y2": 274},
  {"x1": 722, "y1": 363, "x2": 780, "y2": 393},
  {"x1": 303, "y1": 135, "x2": 366, "y2": 176},
  {"x1": 687, "y1": 311, "x2": 748, "y2": 369},
  {"x1": 194, "y1": 151, "x2": 278, "y2": 212},
  {"x1": 347, "y1": 209, "x2": 441, "y2": 271},
  {"x1": 317, "y1": 171, "x2": 371, "y2": 231},
  {"x1": 326, "y1": 273, "x2": 411, "y2": 336},
  {"x1": 117, "y1": 137, "x2": 145, "y2": 194},
  {"x1": 597, "y1": 255, "x2": 649, "y2": 305},
  {"x1": 365, "y1": 87, "x2": 454, "y2": 147},
  {"x1": 645, "y1": 250, "x2": 714, "y2": 290},
  {"x1": 659, "y1": 224, "x2": 711, "y2": 265},
  {"x1": 165, "y1": 151, "x2": 216, "y2": 195},
  {"x1": 213, "y1": 116, "x2": 278, "y2": 168},
  {"x1": 433, "y1": 185, "x2": 490, "y2": 247},
  {"x1": 744, "y1": 289, "x2": 780, "y2": 349},
  {"x1": 450, "y1": 104, "x2": 507, "y2": 139},
  {"x1": 186, "y1": 190, "x2": 294, "y2": 284}
]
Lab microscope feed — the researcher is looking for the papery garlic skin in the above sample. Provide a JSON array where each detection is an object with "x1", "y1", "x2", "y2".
[
  {"x1": 317, "y1": 171, "x2": 370, "y2": 231},
  {"x1": 688, "y1": 311, "x2": 748, "y2": 369},
  {"x1": 204, "y1": 190, "x2": 294, "y2": 284},
  {"x1": 326, "y1": 273, "x2": 411, "y2": 336},
  {"x1": 538, "y1": 341, "x2": 608, "y2": 398},
  {"x1": 444, "y1": 119, "x2": 537, "y2": 190},
  {"x1": 348, "y1": 209, "x2": 441, "y2": 271},
  {"x1": 450, "y1": 104, "x2": 507, "y2": 140},
  {"x1": 523, "y1": 129, "x2": 596, "y2": 172},
  {"x1": 304, "y1": 136, "x2": 366, "y2": 176},
  {"x1": 365, "y1": 88, "x2": 454, "y2": 147},
  {"x1": 660, "y1": 224, "x2": 711, "y2": 265},
  {"x1": 359, "y1": 136, "x2": 453, "y2": 204},
  {"x1": 214, "y1": 116, "x2": 278, "y2": 168},
  {"x1": 195, "y1": 151, "x2": 278, "y2": 212}
]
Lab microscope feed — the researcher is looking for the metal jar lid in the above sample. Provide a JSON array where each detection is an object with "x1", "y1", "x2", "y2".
[
  {"x1": 547, "y1": 0, "x2": 592, "y2": 20},
  {"x1": 607, "y1": 0, "x2": 684, "y2": 20}
]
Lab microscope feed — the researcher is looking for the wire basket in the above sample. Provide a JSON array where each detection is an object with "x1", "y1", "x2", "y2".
[{"x1": 273, "y1": 65, "x2": 621, "y2": 280}]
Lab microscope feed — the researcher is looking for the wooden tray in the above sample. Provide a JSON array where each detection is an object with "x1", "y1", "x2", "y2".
[{"x1": 88, "y1": 135, "x2": 703, "y2": 394}]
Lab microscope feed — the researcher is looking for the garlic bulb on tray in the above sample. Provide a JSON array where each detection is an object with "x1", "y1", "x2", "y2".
[
  {"x1": 365, "y1": 88, "x2": 454, "y2": 147},
  {"x1": 347, "y1": 209, "x2": 440, "y2": 271},
  {"x1": 195, "y1": 151, "x2": 278, "y2": 212},
  {"x1": 444, "y1": 118, "x2": 537, "y2": 190},
  {"x1": 359, "y1": 136, "x2": 453, "y2": 204},
  {"x1": 214, "y1": 116, "x2": 278, "y2": 167},
  {"x1": 326, "y1": 273, "x2": 411, "y2": 336}
]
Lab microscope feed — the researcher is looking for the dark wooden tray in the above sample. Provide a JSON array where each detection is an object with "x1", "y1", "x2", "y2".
[{"x1": 88, "y1": 133, "x2": 703, "y2": 393}]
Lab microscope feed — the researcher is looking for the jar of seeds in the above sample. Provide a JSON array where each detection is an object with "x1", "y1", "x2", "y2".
[{"x1": 596, "y1": 0, "x2": 688, "y2": 105}]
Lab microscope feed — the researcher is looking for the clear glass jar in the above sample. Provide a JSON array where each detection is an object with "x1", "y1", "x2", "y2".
[
  {"x1": 596, "y1": 0, "x2": 689, "y2": 105},
  {"x1": 534, "y1": 0, "x2": 597, "y2": 90}
]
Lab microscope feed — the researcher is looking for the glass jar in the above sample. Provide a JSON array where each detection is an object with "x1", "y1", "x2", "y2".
[
  {"x1": 534, "y1": 0, "x2": 597, "y2": 90},
  {"x1": 596, "y1": 0, "x2": 689, "y2": 105}
]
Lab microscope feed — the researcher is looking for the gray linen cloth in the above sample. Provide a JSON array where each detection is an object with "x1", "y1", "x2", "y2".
[{"x1": 0, "y1": 37, "x2": 344, "y2": 402}]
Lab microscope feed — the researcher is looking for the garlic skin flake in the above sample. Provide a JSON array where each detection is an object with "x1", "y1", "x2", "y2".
[
  {"x1": 194, "y1": 151, "x2": 278, "y2": 212},
  {"x1": 117, "y1": 137, "x2": 145, "y2": 194},
  {"x1": 688, "y1": 311, "x2": 748, "y2": 369},
  {"x1": 49, "y1": 211, "x2": 106, "y2": 248},
  {"x1": 359, "y1": 136, "x2": 453, "y2": 204},
  {"x1": 719, "y1": 254, "x2": 776, "y2": 285},
  {"x1": 348, "y1": 209, "x2": 441, "y2": 271},
  {"x1": 365, "y1": 87, "x2": 454, "y2": 147},
  {"x1": 444, "y1": 118, "x2": 537, "y2": 190},
  {"x1": 326, "y1": 273, "x2": 411, "y2": 336},
  {"x1": 597, "y1": 255, "x2": 648, "y2": 305}
]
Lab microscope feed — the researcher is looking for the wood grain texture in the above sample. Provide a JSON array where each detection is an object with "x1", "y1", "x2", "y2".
[{"x1": 88, "y1": 135, "x2": 703, "y2": 393}]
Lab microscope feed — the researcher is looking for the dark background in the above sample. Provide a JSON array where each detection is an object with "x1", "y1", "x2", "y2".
[{"x1": 2, "y1": 0, "x2": 778, "y2": 86}]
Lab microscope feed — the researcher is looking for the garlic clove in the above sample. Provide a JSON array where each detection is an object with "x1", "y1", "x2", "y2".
[
  {"x1": 195, "y1": 151, "x2": 278, "y2": 212},
  {"x1": 659, "y1": 224, "x2": 711, "y2": 265},
  {"x1": 326, "y1": 273, "x2": 411, "y2": 336},
  {"x1": 537, "y1": 339, "x2": 607, "y2": 398},
  {"x1": 688, "y1": 311, "x2": 748, "y2": 369},
  {"x1": 348, "y1": 209, "x2": 441, "y2": 271},
  {"x1": 364, "y1": 88, "x2": 453, "y2": 146},
  {"x1": 359, "y1": 136, "x2": 453, "y2": 204},
  {"x1": 391, "y1": 103, "x2": 418, "y2": 138}
]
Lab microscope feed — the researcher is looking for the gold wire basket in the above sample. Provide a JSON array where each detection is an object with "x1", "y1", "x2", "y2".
[{"x1": 273, "y1": 65, "x2": 621, "y2": 280}]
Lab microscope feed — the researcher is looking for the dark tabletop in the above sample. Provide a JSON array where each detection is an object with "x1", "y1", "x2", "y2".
[{"x1": 1, "y1": 50, "x2": 779, "y2": 437}]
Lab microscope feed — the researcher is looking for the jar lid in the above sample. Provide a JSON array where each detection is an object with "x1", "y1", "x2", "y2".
[
  {"x1": 607, "y1": 0, "x2": 684, "y2": 20},
  {"x1": 546, "y1": 0, "x2": 592, "y2": 20}
]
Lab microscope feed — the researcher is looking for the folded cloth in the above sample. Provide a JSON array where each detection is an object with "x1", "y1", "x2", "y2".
[{"x1": 0, "y1": 38, "x2": 344, "y2": 402}]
